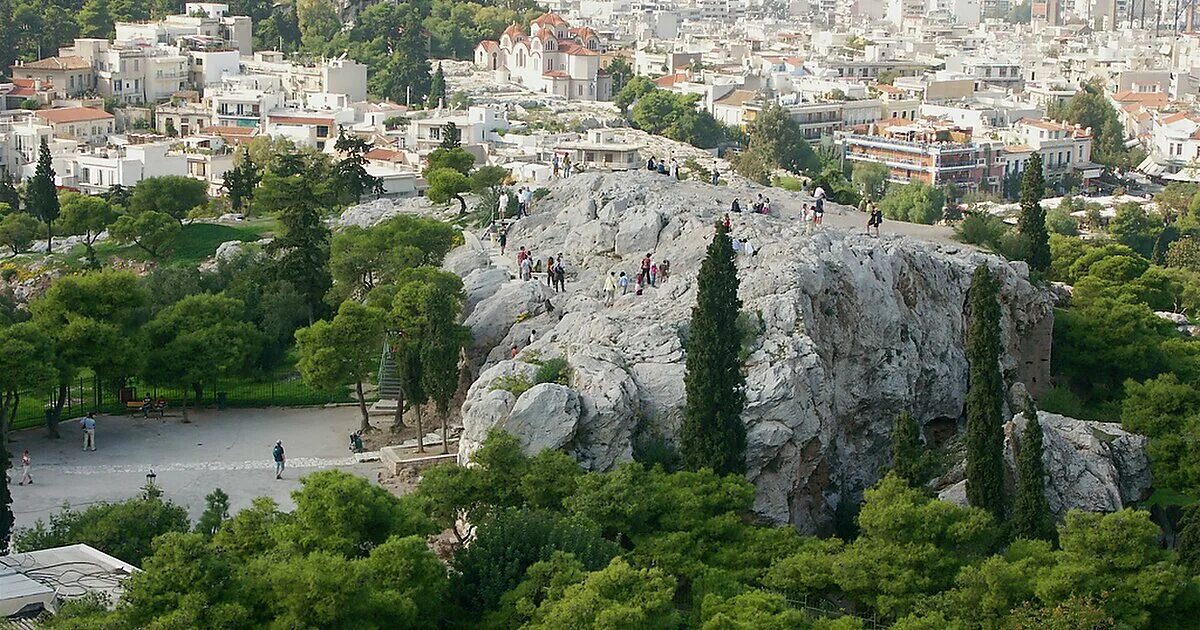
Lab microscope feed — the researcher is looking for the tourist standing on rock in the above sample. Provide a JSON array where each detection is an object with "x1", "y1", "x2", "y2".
[
  {"x1": 868, "y1": 207, "x2": 883, "y2": 237},
  {"x1": 803, "y1": 204, "x2": 814, "y2": 234},
  {"x1": 498, "y1": 228, "x2": 508, "y2": 255},
  {"x1": 659, "y1": 260, "x2": 670, "y2": 283},
  {"x1": 498, "y1": 190, "x2": 510, "y2": 220},
  {"x1": 563, "y1": 154, "x2": 573, "y2": 178},
  {"x1": 762, "y1": 197, "x2": 772, "y2": 215},
  {"x1": 635, "y1": 272, "x2": 644, "y2": 295},
  {"x1": 18, "y1": 449, "x2": 32, "y2": 485},
  {"x1": 520, "y1": 255, "x2": 533, "y2": 280},
  {"x1": 523, "y1": 187, "x2": 533, "y2": 216},
  {"x1": 619, "y1": 271, "x2": 630, "y2": 295},
  {"x1": 80, "y1": 412, "x2": 96, "y2": 451},
  {"x1": 552, "y1": 155, "x2": 561, "y2": 178},
  {"x1": 553, "y1": 257, "x2": 566, "y2": 292},
  {"x1": 273, "y1": 440, "x2": 286, "y2": 479},
  {"x1": 731, "y1": 199, "x2": 741, "y2": 213},
  {"x1": 669, "y1": 158, "x2": 679, "y2": 180},
  {"x1": 604, "y1": 272, "x2": 617, "y2": 304},
  {"x1": 814, "y1": 199, "x2": 824, "y2": 227},
  {"x1": 723, "y1": 213, "x2": 731, "y2": 230},
  {"x1": 546, "y1": 257, "x2": 556, "y2": 288},
  {"x1": 640, "y1": 253, "x2": 652, "y2": 285},
  {"x1": 813, "y1": 185, "x2": 826, "y2": 215},
  {"x1": 711, "y1": 169, "x2": 720, "y2": 185},
  {"x1": 647, "y1": 156, "x2": 656, "y2": 171},
  {"x1": 650, "y1": 262, "x2": 658, "y2": 286}
]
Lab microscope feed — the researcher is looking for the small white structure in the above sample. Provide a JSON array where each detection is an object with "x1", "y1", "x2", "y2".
[{"x1": 1, "y1": 544, "x2": 139, "y2": 618}]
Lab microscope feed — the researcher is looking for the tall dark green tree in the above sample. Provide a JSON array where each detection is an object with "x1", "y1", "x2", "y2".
[
  {"x1": 266, "y1": 174, "x2": 332, "y2": 325},
  {"x1": 965, "y1": 265, "x2": 1006, "y2": 520},
  {"x1": 427, "y1": 62, "x2": 446, "y2": 108},
  {"x1": 681, "y1": 221, "x2": 746, "y2": 475},
  {"x1": 0, "y1": 174, "x2": 19, "y2": 214},
  {"x1": 222, "y1": 150, "x2": 260, "y2": 213},
  {"x1": 1180, "y1": 503, "x2": 1200, "y2": 572},
  {"x1": 1018, "y1": 152, "x2": 1050, "y2": 272},
  {"x1": 1011, "y1": 398, "x2": 1055, "y2": 541},
  {"x1": 439, "y1": 121, "x2": 462, "y2": 149},
  {"x1": 26, "y1": 138, "x2": 59, "y2": 252},
  {"x1": 333, "y1": 130, "x2": 382, "y2": 202},
  {"x1": 890, "y1": 411, "x2": 927, "y2": 487},
  {"x1": 0, "y1": 0, "x2": 14, "y2": 79}
]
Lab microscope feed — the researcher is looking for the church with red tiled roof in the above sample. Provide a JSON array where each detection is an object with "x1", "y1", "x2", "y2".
[{"x1": 474, "y1": 13, "x2": 612, "y2": 102}]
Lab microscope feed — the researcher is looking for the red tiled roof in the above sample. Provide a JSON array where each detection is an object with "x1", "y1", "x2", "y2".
[
  {"x1": 365, "y1": 147, "x2": 405, "y2": 162},
  {"x1": 14, "y1": 56, "x2": 91, "y2": 71},
  {"x1": 35, "y1": 107, "x2": 113, "y2": 124},
  {"x1": 503, "y1": 23, "x2": 524, "y2": 40},
  {"x1": 653, "y1": 72, "x2": 688, "y2": 88},
  {"x1": 559, "y1": 42, "x2": 598, "y2": 56},
  {"x1": 478, "y1": 41, "x2": 499, "y2": 52},
  {"x1": 532, "y1": 12, "x2": 568, "y2": 27},
  {"x1": 1112, "y1": 90, "x2": 1167, "y2": 106},
  {"x1": 543, "y1": 71, "x2": 569, "y2": 78}
]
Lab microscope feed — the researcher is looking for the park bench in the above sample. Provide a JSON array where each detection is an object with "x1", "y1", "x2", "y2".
[{"x1": 127, "y1": 399, "x2": 168, "y2": 418}]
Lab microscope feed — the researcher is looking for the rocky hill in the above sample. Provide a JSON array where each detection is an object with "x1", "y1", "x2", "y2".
[{"x1": 443, "y1": 170, "x2": 1142, "y2": 533}]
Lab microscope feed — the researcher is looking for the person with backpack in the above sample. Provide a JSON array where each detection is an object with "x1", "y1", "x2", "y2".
[
  {"x1": 868, "y1": 205, "x2": 883, "y2": 237},
  {"x1": 553, "y1": 256, "x2": 566, "y2": 292},
  {"x1": 498, "y1": 228, "x2": 508, "y2": 255},
  {"x1": 80, "y1": 412, "x2": 97, "y2": 452},
  {"x1": 272, "y1": 441, "x2": 286, "y2": 479}
]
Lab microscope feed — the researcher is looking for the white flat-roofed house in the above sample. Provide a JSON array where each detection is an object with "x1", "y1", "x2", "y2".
[
  {"x1": 35, "y1": 107, "x2": 115, "y2": 145},
  {"x1": 555, "y1": 128, "x2": 641, "y2": 170}
]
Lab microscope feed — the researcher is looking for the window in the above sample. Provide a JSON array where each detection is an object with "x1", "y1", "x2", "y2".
[{"x1": 317, "y1": 125, "x2": 329, "y2": 137}]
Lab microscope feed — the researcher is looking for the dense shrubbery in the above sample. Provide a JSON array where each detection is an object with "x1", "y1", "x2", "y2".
[{"x1": 25, "y1": 432, "x2": 1200, "y2": 629}]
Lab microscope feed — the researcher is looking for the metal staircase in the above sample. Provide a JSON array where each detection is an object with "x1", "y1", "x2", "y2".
[{"x1": 370, "y1": 335, "x2": 402, "y2": 416}]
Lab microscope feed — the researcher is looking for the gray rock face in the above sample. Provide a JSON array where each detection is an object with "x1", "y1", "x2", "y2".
[
  {"x1": 1006, "y1": 411, "x2": 1151, "y2": 516},
  {"x1": 504, "y1": 383, "x2": 582, "y2": 455},
  {"x1": 454, "y1": 171, "x2": 1061, "y2": 533}
]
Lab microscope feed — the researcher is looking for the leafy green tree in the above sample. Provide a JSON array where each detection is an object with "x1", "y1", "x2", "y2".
[
  {"x1": 1179, "y1": 504, "x2": 1200, "y2": 573},
  {"x1": 420, "y1": 287, "x2": 469, "y2": 454},
  {"x1": 1165, "y1": 236, "x2": 1200, "y2": 272},
  {"x1": 614, "y1": 75, "x2": 655, "y2": 114},
  {"x1": 606, "y1": 56, "x2": 632, "y2": 94},
  {"x1": 427, "y1": 62, "x2": 446, "y2": 108},
  {"x1": 851, "y1": 162, "x2": 890, "y2": 202},
  {"x1": 194, "y1": 488, "x2": 230, "y2": 537},
  {"x1": 31, "y1": 271, "x2": 148, "y2": 436},
  {"x1": 733, "y1": 102, "x2": 819, "y2": 179},
  {"x1": 273, "y1": 469, "x2": 434, "y2": 557},
  {"x1": 426, "y1": 167, "x2": 472, "y2": 214},
  {"x1": 699, "y1": 590, "x2": 810, "y2": 629},
  {"x1": 0, "y1": 322, "x2": 55, "y2": 436},
  {"x1": 295, "y1": 300, "x2": 386, "y2": 432},
  {"x1": 1054, "y1": 85, "x2": 1136, "y2": 169},
  {"x1": 1108, "y1": 202, "x2": 1160, "y2": 258},
  {"x1": 57, "y1": 192, "x2": 116, "y2": 247},
  {"x1": 1053, "y1": 299, "x2": 1173, "y2": 397},
  {"x1": 1045, "y1": 206, "x2": 1079, "y2": 236},
  {"x1": 333, "y1": 129, "x2": 383, "y2": 202},
  {"x1": 330, "y1": 214, "x2": 459, "y2": 301},
  {"x1": 1011, "y1": 399, "x2": 1055, "y2": 542},
  {"x1": 426, "y1": 146, "x2": 475, "y2": 176},
  {"x1": 128, "y1": 176, "x2": 208, "y2": 224},
  {"x1": 890, "y1": 411, "x2": 930, "y2": 487},
  {"x1": 630, "y1": 90, "x2": 724, "y2": 149},
  {"x1": 1120, "y1": 373, "x2": 1200, "y2": 495},
  {"x1": 878, "y1": 181, "x2": 945, "y2": 224},
  {"x1": 14, "y1": 494, "x2": 190, "y2": 565},
  {"x1": 142, "y1": 293, "x2": 262, "y2": 418},
  {"x1": 439, "y1": 120, "x2": 462, "y2": 149},
  {"x1": 109, "y1": 210, "x2": 181, "y2": 258},
  {"x1": 221, "y1": 150, "x2": 260, "y2": 213},
  {"x1": 965, "y1": 265, "x2": 1006, "y2": 520},
  {"x1": 26, "y1": 138, "x2": 59, "y2": 252},
  {"x1": 451, "y1": 508, "x2": 620, "y2": 614},
  {"x1": 525, "y1": 557, "x2": 680, "y2": 628},
  {"x1": 77, "y1": 0, "x2": 113, "y2": 38},
  {"x1": 0, "y1": 212, "x2": 40, "y2": 254},
  {"x1": 1018, "y1": 153, "x2": 1050, "y2": 271},
  {"x1": 681, "y1": 221, "x2": 746, "y2": 475},
  {"x1": 296, "y1": 0, "x2": 340, "y2": 52}
]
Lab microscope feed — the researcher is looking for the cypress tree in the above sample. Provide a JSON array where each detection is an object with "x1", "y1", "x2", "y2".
[
  {"x1": 1011, "y1": 398, "x2": 1055, "y2": 541},
  {"x1": 1018, "y1": 152, "x2": 1049, "y2": 272},
  {"x1": 428, "y1": 62, "x2": 446, "y2": 109},
  {"x1": 965, "y1": 265, "x2": 1006, "y2": 519},
  {"x1": 681, "y1": 221, "x2": 746, "y2": 475},
  {"x1": 1180, "y1": 504, "x2": 1200, "y2": 573},
  {"x1": 0, "y1": 174, "x2": 19, "y2": 214},
  {"x1": 27, "y1": 138, "x2": 60, "y2": 253},
  {"x1": 891, "y1": 410, "x2": 926, "y2": 487}
]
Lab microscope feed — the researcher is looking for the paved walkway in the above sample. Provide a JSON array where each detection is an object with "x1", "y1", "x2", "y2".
[{"x1": 7, "y1": 406, "x2": 378, "y2": 530}]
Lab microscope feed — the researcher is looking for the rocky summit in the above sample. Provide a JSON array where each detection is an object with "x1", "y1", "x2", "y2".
[{"x1": 444, "y1": 170, "x2": 1127, "y2": 533}]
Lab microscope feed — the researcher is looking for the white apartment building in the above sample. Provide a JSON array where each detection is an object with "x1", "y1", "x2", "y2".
[
  {"x1": 9, "y1": 57, "x2": 95, "y2": 97},
  {"x1": 1003, "y1": 118, "x2": 1099, "y2": 183},
  {"x1": 61, "y1": 39, "x2": 190, "y2": 105},
  {"x1": 115, "y1": 3, "x2": 252, "y2": 56},
  {"x1": 35, "y1": 107, "x2": 115, "y2": 145},
  {"x1": 240, "y1": 53, "x2": 368, "y2": 104},
  {"x1": 1140, "y1": 112, "x2": 1200, "y2": 182},
  {"x1": 404, "y1": 106, "x2": 510, "y2": 153},
  {"x1": 475, "y1": 13, "x2": 613, "y2": 101},
  {"x1": 71, "y1": 142, "x2": 188, "y2": 193},
  {"x1": 0, "y1": 112, "x2": 53, "y2": 181},
  {"x1": 207, "y1": 75, "x2": 285, "y2": 128}
]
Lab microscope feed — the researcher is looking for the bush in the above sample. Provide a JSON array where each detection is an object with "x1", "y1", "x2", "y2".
[
  {"x1": 14, "y1": 493, "x2": 190, "y2": 565},
  {"x1": 956, "y1": 212, "x2": 1008, "y2": 248},
  {"x1": 1037, "y1": 384, "x2": 1086, "y2": 418},
  {"x1": 532, "y1": 188, "x2": 551, "y2": 201},
  {"x1": 995, "y1": 230, "x2": 1031, "y2": 261},
  {"x1": 491, "y1": 373, "x2": 534, "y2": 397},
  {"x1": 771, "y1": 176, "x2": 805, "y2": 192},
  {"x1": 534, "y1": 357, "x2": 571, "y2": 385}
]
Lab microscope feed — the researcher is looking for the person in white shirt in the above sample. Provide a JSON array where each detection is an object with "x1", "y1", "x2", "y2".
[{"x1": 497, "y1": 191, "x2": 510, "y2": 220}]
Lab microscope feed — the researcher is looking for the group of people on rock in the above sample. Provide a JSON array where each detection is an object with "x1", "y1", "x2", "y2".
[
  {"x1": 551, "y1": 154, "x2": 574, "y2": 178},
  {"x1": 729, "y1": 194, "x2": 773, "y2": 216},
  {"x1": 645, "y1": 156, "x2": 681, "y2": 179},
  {"x1": 514, "y1": 246, "x2": 568, "y2": 292},
  {"x1": 602, "y1": 253, "x2": 669, "y2": 304}
]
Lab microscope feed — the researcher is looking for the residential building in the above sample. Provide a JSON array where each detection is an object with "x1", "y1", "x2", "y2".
[
  {"x1": 71, "y1": 142, "x2": 188, "y2": 194},
  {"x1": 240, "y1": 53, "x2": 369, "y2": 104},
  {"x1": 403, "y1": 106, "x2": 510, "y2": 153},
  {"x1": 9, "y1": 57, "x2": 94, "y2": 97},
  {"x1": 555, "y1": 128, "x2": 642, "y2": 169},
  {"x1": 156, "y1": 93, "x2": 214, "y2": 136},
  {"x1": 61, "y1": 39, "x2": 190, "y2": 104},
  {"x1": 0, "y1": 111, "x2": 53, "y2": 180},
  {"x1": 115, "y1": 3, "x2": 252, "y2": 56},
  {"x1": 475, "y1": 13, "x2": 613, "y2": 101},
  {"x1": 35, "y1": 107, "x2": 115, "y2": 145},
  {"x1": 837, "y1": 118, "x2": 989, "y2": 191}
]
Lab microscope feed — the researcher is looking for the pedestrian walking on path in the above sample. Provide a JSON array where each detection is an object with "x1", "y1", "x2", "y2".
[
  {"x1": 639, "y1": 253, "x2": 652, "y2": 286},
  {"x1": 19, "y1": 450, "x2": 32, "y2": 485},
  {"x1": 80, "y1": 413, "x2": 96, "y2": 451},
  {"x1": 498, "y1": 228, "x2": 508, "y2": 255},
  {"x1": 273, "y1": 440, "x2": 286, "y2": 479},
  {"x1": 659, "y1": 260, "x2": 670, "y2": 284},
  {"x1": 619, "y1": 271, "x2": 630, "y2": 295},
  {"x1": 604, "y1": 272, "x2": 617, "y2": 304},
  {"x1": 546, "y1": 257, "x2": 556, "y2": 288}
]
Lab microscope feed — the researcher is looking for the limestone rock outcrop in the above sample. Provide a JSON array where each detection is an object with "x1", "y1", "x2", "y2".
[{"x1": 451, "y1": 171, "x2": 1080, "y2": 532}]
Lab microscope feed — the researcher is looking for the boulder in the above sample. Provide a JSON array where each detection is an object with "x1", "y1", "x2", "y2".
[
  {"x1": 464, "y1": 280, "x2": 551, "y2": 363},
  {"x1": 614, "y1": 210, "x2": 665, "y2": 256},
  {"x1": 1005, "y1": 411, "x2": 1151, "y2": 516},
  {"x1": 462, "y1": 267, "x2": 511, "y2": 316},
  {"x1": 503, "y1": 383, "x2": 582, "y2": 456}
]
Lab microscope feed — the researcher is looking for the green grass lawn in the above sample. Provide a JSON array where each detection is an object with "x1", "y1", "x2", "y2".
[{"x1": 83, "y1": 219, "x2": 275, "y2": 268}]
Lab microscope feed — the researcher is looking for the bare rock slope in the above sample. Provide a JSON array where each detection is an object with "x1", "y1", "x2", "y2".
[{"x1": 446, "y1": 171, "x2": 1119, "y2": 532}]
